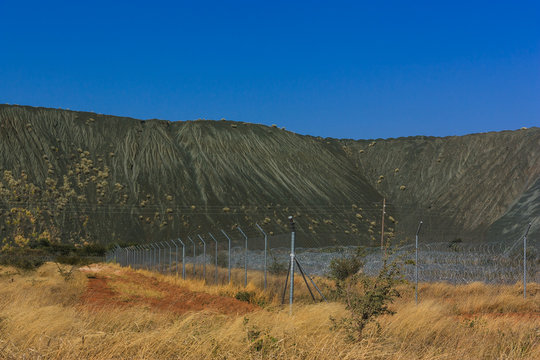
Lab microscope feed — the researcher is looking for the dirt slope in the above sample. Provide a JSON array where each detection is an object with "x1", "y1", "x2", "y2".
[{"x1": 0, "y1": 104, "x2": 538, "y2": 245}]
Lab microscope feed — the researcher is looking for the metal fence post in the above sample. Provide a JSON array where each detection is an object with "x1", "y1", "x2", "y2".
[
  {"x1": 150, "y1": 243, "x2": 158, "y2": 271},
  {"x1": 221, "y1": 230, "x2": 232, "y2": 284},
  {"x1": 198, "y1": 235, "x2": 207, "y2": 282},
  {"x1": 177, "y1": 237, "x2": 186, "y2": 279},
  {"x1": 160, "y1": 242, "x2": 167, "y2": 273},
  {"x1": 237, "y1": 227, "x2": 248, "y2": 287},
  {"x1": 136, "y1": 245, "x2": 142, "y2": 269},
  {"x1": 415, "y1": 221, "x2": 423, "y2": 305},
  {"x1": 523, "y1": 223, "x2": 531, "y2": 298},
  {"x1": 130, "y1": 246, "x2": 135, "y2": 268},
  {"x1": 188, "y1": 236, "x2": 196, "y2": 277},
  {"x1": 156, "y1": 243, "x2": 163, "y2": 272},
  {"x1": 144, "y1": 245, "x2": 150, "y2": 269},
  {"x1": 137, "y1": 246, "x2": 141, "y2": 268},
  {"x1": 148, "y1": 244, "x2": 154, "y2": 270},
  {"x1": 209, "y1": 232, "x2": 219, "y2": 284},
  {"x1": 256, "y1": 223, "x2": 268, "y2": 290},
  {"x1": 172, "y1": 239, "x2": 178, "y2": 277},
  {"x1": 289, "y1": 216, "x2": 296, "y2": 314},
  {"x1": 166, "y1": 241, "x2": 173, "y2": 275}
]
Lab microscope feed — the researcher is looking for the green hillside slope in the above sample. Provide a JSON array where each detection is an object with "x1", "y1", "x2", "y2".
[{"x1": 0, "y1": 104, "x2": 537, "y2": 246}]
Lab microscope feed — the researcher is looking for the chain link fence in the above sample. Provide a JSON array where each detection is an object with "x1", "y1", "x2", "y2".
[{"x1": 106, "y1": 221, "x2": 539, "y2": 298}]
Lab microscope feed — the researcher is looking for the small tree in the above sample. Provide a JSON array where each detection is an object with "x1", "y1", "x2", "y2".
[
  {"x1": 328, "y1": 247, "x2": 365, "y2": 282},
  {"x1": 331, "y1": 249, "x2": 405, "y2": 341}
]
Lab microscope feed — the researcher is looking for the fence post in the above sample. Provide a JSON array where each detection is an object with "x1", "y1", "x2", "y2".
[
  {"x1": 143, "y1": 245, "x2": 150, "y2": 270},
  {"x1": 288, "y1": 216, "x2": 296, "y2": 315},
  {"x1": 158, "y1": 242, "x2": 165, "y2": 273},
  {"x1": 166, "y1": 241, "x2": 173, "y2": 275},
  {"x1": 177, "y1": 238, "x2": 186, "y2": 279},
  {"x1": 172, "y1": 239, "x2": 178, "y2": 277},
  {"x1": 255, "y1": 223, "x2": 268, "y2": 290},
  {"x1": 148, "y1": 244, "x2": 153, "y2": 270},
  {"x1": 161, "y1": 242, "x2": 166, "y2": 273},
  {"x1": 237, "y1": 227, "x2": 248, "y2": 287},
  {"x1": 167, "y1": 240, "x2": 174, "y2": 275},
  {"x1": 160, "y1": 242, "x2": 167, "y2": 273},
  {"x1": 415, "y1": 221, "x2": 423, "y2": 305},
  {"x1": 150, "y1": 243, "x2": 158, "y2": 271},
  {"x1": 188, "y1": 236, "x2": 196, "y2": 277},
  {"x1": 198, "y1": 235, "x2": 207, "y2": 282},
  {"x1": 124, "y1": 248, "x2": 129, "y2": 267},
  {"x1": 208, "y1": 232, "x2": 219, "y2": 285},
  {"x1": 131, "y1": 246, "x2": 136, "y2": 268},
  {"x1": 139, "y1": 245, "x2": 144, "y2": 269},
  {"x1": 523, "y1": 223, "x2": 531, "y2": 298},
  {"x1": 136, "y1": 245, "x2": 142, "y2": 269},
  {"x1": 221, "y1": 230, "x2": 232, "y2": 284}
]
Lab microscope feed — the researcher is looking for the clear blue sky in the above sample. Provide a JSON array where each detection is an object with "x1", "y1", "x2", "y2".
[{"x1": 1, "y1": 0, "x2": 538, "y2": 139}]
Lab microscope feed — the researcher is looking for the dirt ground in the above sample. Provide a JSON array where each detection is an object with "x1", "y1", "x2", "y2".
[{"x1": 79, "y1": 264, "x2": 257, "y2": 315}]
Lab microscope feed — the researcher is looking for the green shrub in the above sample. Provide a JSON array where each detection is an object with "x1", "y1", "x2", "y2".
[
  {"x1": 328, "y1": 247, "x2": 365, "y2": 281},
  {"x1": 78, "y1": 243, "x2": 107, "y2": 256},
  {"x1": 235, "y1": 291, "x2": 266, "y2": 307},
  {"x1": 331, "y1": 251, "x2": 405, "y2": 341},
  {"x1": 0, "y1": 253, "x2": 45, "y2": 270},
  {"x1": 55, "y1": 255, "x2": 92, "y2": 266},
  {"x1": 55, "y1": 262, "x2": 76, "y2": 281},
  {"x1": 235, "y1": 290, "x2": 256, "y2": 303}
]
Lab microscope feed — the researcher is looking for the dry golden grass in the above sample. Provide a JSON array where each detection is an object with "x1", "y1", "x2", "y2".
[
  {"x1": 134, "y1": 264, "x2": 333, "y2": 305},
  {"x1": 0, "y1": 263, "x2": 538, "y2": 359}
]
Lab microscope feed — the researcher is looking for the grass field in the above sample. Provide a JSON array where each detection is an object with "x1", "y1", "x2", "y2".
[{"x1": 0, "y1": 263, "x2": 538, "y2": 359}]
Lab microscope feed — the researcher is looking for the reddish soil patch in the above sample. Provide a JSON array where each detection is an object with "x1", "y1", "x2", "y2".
[{"x1": 80, "y1": 268, "x2": 257, "y2": 315}]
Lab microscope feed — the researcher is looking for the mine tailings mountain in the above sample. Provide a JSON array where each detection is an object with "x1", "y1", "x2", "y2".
[{"x1": 0, "y1": 104, "x2": 538, "y2": 248}]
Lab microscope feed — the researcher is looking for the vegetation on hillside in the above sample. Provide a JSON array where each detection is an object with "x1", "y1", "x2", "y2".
[{"x1": 0, "y1": 104, "x2": 538, "y2": 247}]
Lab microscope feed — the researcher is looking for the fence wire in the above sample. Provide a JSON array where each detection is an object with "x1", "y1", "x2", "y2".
[{"x1": 107, "y1": 221, "x2": 539, "y2": 293}]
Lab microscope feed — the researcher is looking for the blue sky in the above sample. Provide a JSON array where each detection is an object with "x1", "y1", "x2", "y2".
[{"x1": 0, "y1": 0, "x2": 538, "y2": 139}]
